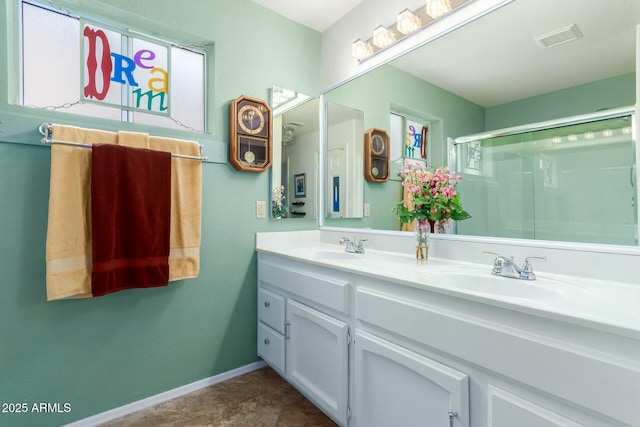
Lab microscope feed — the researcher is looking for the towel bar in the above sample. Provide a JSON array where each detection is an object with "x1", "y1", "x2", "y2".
[{"x1": 38, "y1": 123, "x2": 208, "y2": 161}]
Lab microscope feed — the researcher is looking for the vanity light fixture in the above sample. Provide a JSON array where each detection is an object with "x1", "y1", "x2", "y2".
[
  {"x1": 425, "y1": 0, "x2": 452, "y2": 19},
  {"x1": 397, "y1": 9, "x2": 421, "y2": 35},
  {"x1": 352, "y1": 0, "x2": 470, "y2": 61},
  {"x1": 352, "y1": 38, "x2": 374, "y2": 60},
  {"x1": 373, "y1": 25, "x2": 396, "y2": 48}
]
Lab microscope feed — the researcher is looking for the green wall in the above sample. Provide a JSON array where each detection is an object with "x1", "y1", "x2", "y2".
[
  {"x1": 0, "y1": 1, "x2": 320, "y2": 426},
  {"x1": 486, "y1": 73, "x2": 636, "y2": 130}
]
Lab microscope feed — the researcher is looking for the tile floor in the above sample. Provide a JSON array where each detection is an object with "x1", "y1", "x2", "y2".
[{"x1": 98, "y1": 366, "x2": 337, "y2": 426}]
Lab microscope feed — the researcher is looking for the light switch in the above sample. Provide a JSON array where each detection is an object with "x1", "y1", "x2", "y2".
[{"x1": 256, "y1": 201, "x2": 267, "y2": 218}]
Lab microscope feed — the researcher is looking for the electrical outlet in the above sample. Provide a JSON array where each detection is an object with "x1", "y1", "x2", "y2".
[
  {"x1": 364, "y1": 203, "x2": 371, "y2": 217},
  {"x1": 256, "y1": 201, "x2": 266, "y2": 218}
]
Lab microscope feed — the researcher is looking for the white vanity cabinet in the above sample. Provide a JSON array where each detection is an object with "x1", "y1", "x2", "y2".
[
  {"x1": 256, "y1": 248, "x2": 640, "y2": 427},
  {"x1": 356, "y1": 282, "x2": 640, "y2": 427},
  {"x1": 257, "y1": 253, "x2": 350, "y2": 426}
]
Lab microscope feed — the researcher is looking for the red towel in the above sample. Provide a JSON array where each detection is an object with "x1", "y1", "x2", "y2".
[{"x1": 91, "y1": 143, "x2": 172, "y2": 297}]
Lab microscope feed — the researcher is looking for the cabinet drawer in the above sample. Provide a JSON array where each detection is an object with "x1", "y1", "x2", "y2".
[
  {"x1": 259, "y1": 259, "x2": 349, "y2": 315},
  {"x1": 258, "y1": 322, "x2": 285, "y2": 374},
  {"x1": 258, "y1": 287, "x2": 285, "y2": 334}
]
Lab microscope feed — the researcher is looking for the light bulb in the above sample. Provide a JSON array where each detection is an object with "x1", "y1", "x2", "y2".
[
  {"x1": 397, "y1": 9, "x2": 421, "y2": 35},
  {"x1": 352, "y1": 39, "x2": 374, "y2": 60},
  {"x1": 426, "y1": 0, "x2": 452, "y2": 19},
  {"x1": 373, "y1": 25, "x2": 396, "y2": 49}
]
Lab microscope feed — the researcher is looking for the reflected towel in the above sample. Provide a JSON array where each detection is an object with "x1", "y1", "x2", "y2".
[
  {"x1": 45, "y1": 124, "x2": 118, "y2": 301},
  {"x1": 91, "y1": 143, "x2": 172, "y2": 296},
  {"x1": 149, "y1": 136, "x2": 202, "y2": 281},
  {"x1": 401, "y1": 169, "x2": 419, "y2": 232}
]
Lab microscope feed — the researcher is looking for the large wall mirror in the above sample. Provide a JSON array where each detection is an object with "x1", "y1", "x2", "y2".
[
  {"x1": 321, "y1": 0, "x2": 640, "y2": 247},
  {"x1": 271, "y1": 87, "x2": 319, "y2": 220}
]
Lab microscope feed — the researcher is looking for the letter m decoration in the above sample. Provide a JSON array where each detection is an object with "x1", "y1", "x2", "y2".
[{"x1": 81, "y1": 20, "x2": 171, "y2": 116}]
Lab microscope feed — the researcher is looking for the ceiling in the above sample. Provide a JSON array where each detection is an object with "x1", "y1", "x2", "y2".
[
  {"x1": 254, "y1": 0, "x2": 640, "y2": 108},
  {"x1": 251, "y1": 0, "x2": 364, "y2": 32}
]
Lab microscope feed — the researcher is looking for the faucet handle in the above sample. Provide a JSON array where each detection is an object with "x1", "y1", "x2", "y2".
[
  {"x1": 483, "y1": 251, "x2": 507, "y2": 273},
  {"x1": 483, "y1": 251, "x2": 500, "y2": 259},
  {"x1": 522, "y1": 256, "x2": 546, "y2": 272},
  {"x1": 483, "y1": 251, "x2": 506, "y2": 263}
]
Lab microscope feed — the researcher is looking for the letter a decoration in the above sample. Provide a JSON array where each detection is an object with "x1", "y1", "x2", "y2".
[{"x1": 81, "y1": 20, "x2": 171, "y2": 116}]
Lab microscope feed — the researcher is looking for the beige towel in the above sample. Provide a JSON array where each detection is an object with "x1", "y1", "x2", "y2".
[
  {"x1": 148, "y1": 136, "x2": 202, "y2": 281},
  {"x1": 118, "y1": 130, "x2": 150, "y2": 149},
  {"x1": 45, "y1": 125, "x2": 118, "y2": 300}
]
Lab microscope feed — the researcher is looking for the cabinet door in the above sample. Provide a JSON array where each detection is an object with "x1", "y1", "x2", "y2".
[
  {"x1": 286, "y1": 299, "x2": 349, "y2": 426},
  {"x1": 355, "y1": 330, "x2": 469, "y2": 427}
]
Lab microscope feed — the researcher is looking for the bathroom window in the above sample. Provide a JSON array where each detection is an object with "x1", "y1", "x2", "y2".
[{"x1": 20, "y1": 1, "x2": 206, "y2": 133}]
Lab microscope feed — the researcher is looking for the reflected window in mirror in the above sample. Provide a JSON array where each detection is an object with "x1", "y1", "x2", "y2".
[{"x1": 390, "y1": 112, "x2": 433, "y2": 167}]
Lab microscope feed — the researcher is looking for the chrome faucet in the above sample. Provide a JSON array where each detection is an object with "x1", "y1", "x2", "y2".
[
  {"x1": 483, "y1": 252, "x2": 546, "y2": 280},
  {"x1": 339, "y1": 237, "x2": 367, "y2": 254}
]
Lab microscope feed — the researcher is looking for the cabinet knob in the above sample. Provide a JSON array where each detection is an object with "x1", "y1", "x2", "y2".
[
  {"x1": 264, "y1": 301, "x2": 270, "y2": 308},
  {"x1": 264, "y1": 338, "x2": 270, "y2": 345}
]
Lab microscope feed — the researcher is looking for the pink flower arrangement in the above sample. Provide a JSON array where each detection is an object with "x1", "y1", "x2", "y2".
[{"x1": 394, "y1": 163, "x2": 470, "y2": 232}]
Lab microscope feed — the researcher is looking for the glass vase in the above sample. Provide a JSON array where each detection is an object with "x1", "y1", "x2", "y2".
[{"x1": 414, "y1": 219, "x2": 430, "y2": 259}]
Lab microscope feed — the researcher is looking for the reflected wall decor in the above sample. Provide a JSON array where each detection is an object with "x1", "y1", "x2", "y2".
[{"x1": 294, "y1": 173, "x2": 306, "y2": 197}]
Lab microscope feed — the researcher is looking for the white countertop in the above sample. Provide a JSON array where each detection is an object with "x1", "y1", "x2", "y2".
[{"x1": 256, "y1": 230, "x2": 640, "y2": 340}]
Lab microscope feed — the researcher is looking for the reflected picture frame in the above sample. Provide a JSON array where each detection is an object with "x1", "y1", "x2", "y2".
[{"x1": 294, "y1": 173, "x2": 306, "y2": 197}]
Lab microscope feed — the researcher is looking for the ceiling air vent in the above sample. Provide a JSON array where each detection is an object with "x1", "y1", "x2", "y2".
[{"x1": 534, "y1": 24, "x2": 582, "y2": 49}]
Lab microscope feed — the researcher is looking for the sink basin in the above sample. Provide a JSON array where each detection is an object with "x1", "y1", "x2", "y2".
[
  {"x1": 309, "y1": 249, "x2": 360, "y2": 260},
  {"x1": 427, "y1": 269, "x2": 564, "y2": 300}
]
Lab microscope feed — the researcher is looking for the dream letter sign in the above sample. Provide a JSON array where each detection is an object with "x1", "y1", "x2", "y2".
[{"x1": 82, "y1": 22, "x2": 171, "y2": 115}]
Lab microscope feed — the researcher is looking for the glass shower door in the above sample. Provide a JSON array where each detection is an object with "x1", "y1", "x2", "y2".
[
  {"x1": 454, "y1": 133, "x2": 535, "y2": 240},
  {"x1": 531, "y1": 117, "x2": 636, "y2": 245}
]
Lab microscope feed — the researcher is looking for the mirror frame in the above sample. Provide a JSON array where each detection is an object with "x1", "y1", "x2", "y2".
[{"x1": 317, "y1": 2, "x2": 640, "y2": 257}]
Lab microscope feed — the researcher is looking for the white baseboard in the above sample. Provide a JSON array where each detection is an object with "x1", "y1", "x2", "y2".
[{"x1": 63, "y1": 360, "x2": 267, "y2": 427}]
